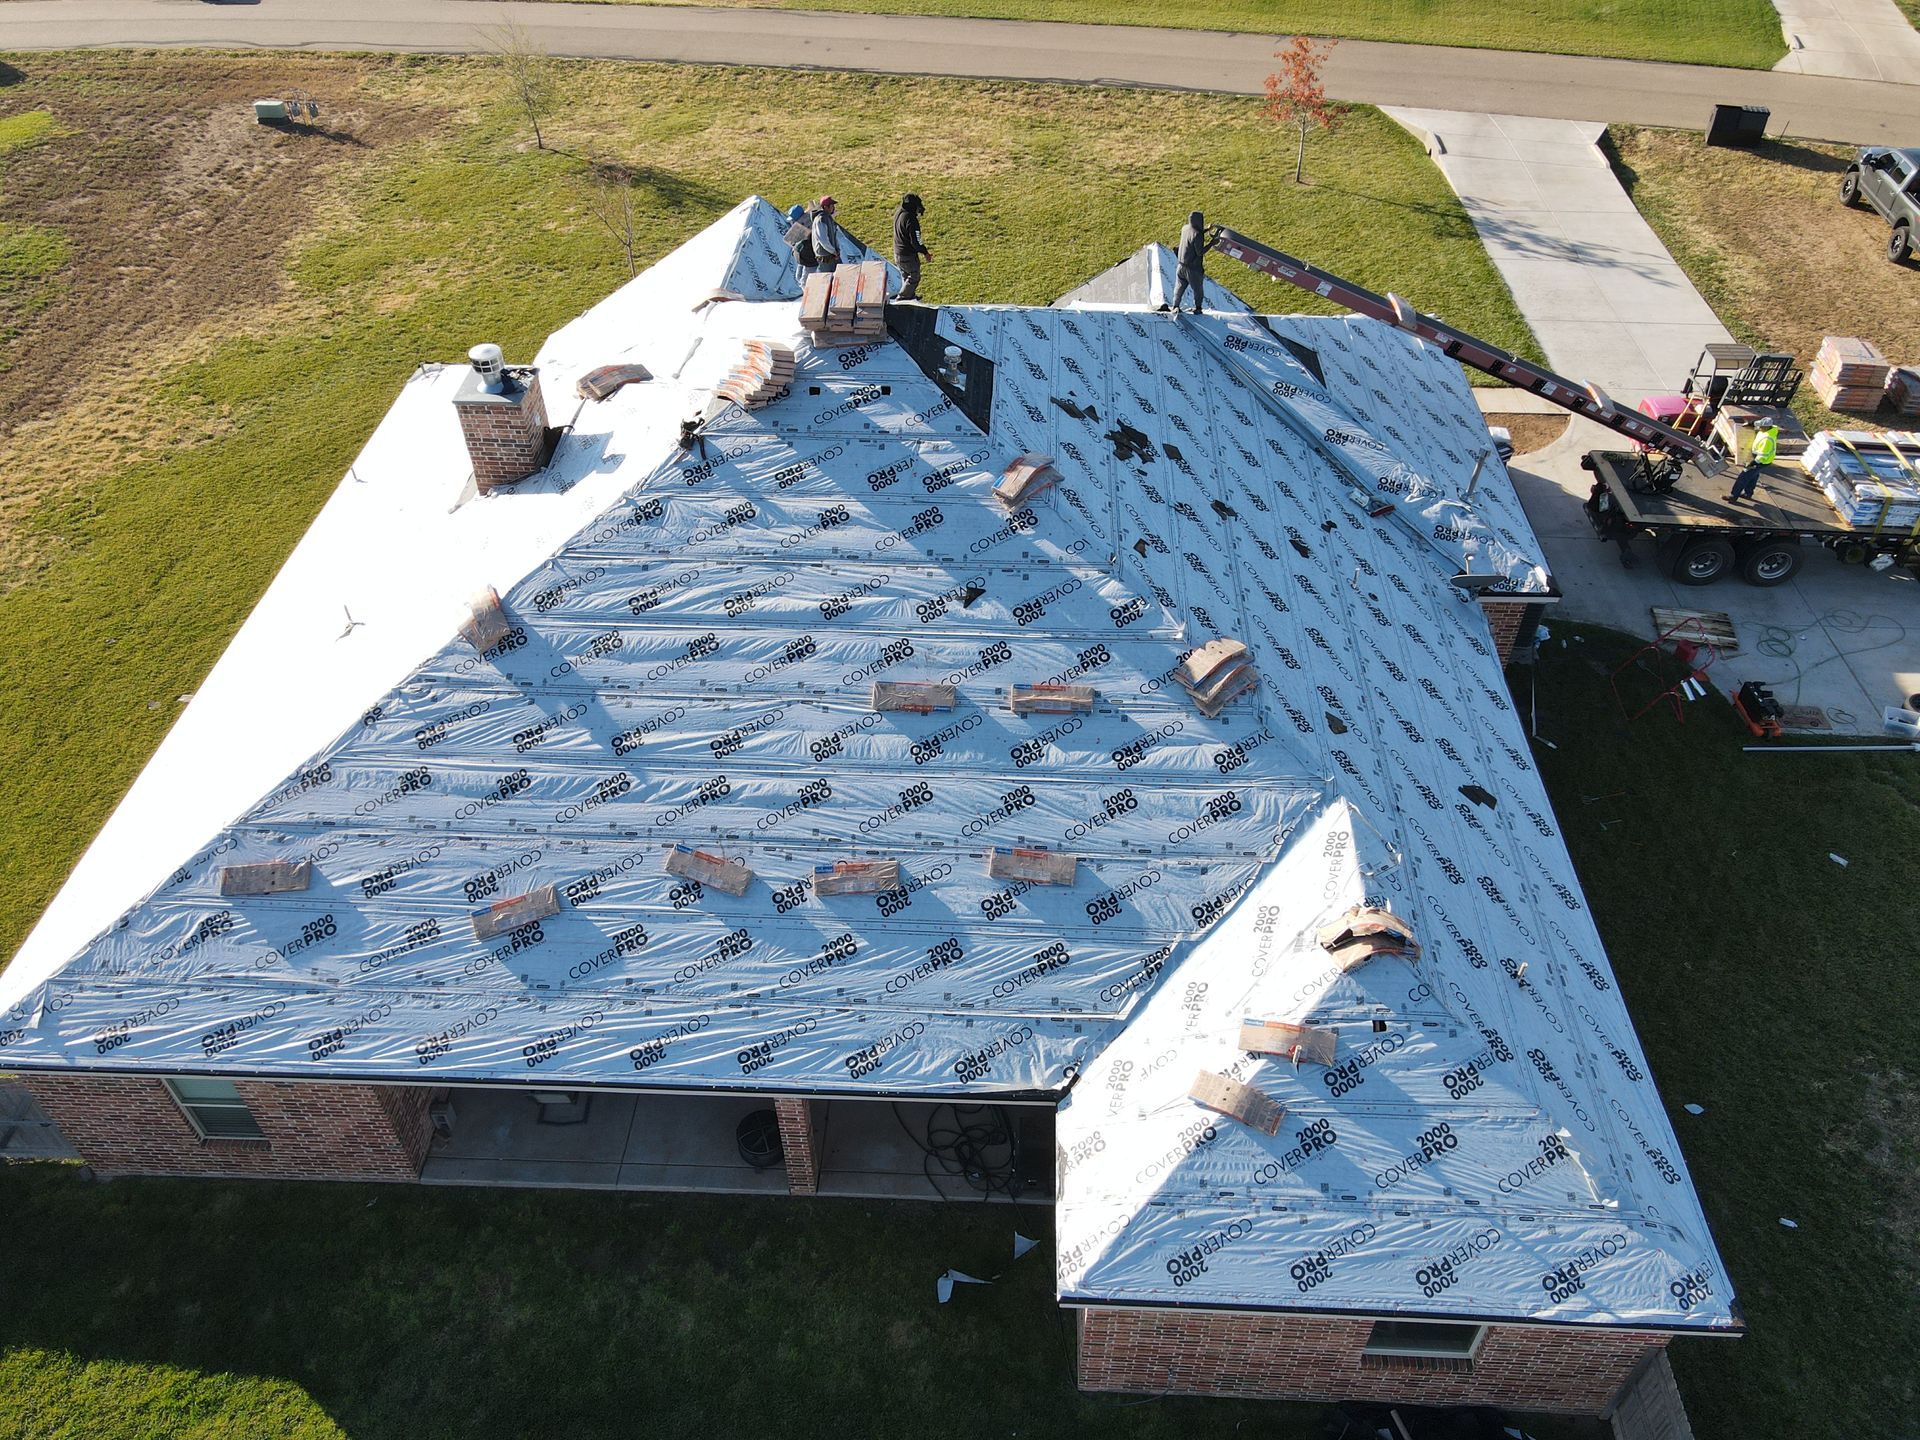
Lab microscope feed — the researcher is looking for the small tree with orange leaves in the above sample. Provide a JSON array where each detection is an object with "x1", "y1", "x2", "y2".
[{"x1": 1265, "y1": 36, "x2": 1346, "y2": 185}]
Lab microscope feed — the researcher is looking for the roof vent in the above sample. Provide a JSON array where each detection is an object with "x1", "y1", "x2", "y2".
[{"x1": 468, "y1": 342, "x2": 507, "y2": 394}]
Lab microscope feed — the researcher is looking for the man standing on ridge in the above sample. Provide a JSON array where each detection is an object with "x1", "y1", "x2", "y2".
[
  {"x1": 893, "y1": 193, "x2": 931, "y2": 302},
  {"x1": 1169, "y1": 211, "x2": 1206, "y2": 315}
]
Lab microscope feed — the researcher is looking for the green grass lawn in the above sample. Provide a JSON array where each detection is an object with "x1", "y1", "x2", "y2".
[
  {"x1": 2, "y1": 625, "x2": 1912, "y2": 1438},
  {"x1": 535, "y1": 0, "x2": 1789, "y2": 67},
  {"x1": 0, "y1": 51, "x2": 1536, "y2": 969},
  {"x1": 1605, "y1": 127, "x2": 1920, "y2": 438},
  {"x1": 1528, "y1": 625, "x2": 1919, "y2": 1440},
  {"x1": 0, "y1": 1170, "x2": 1313, "y2": 1440}
]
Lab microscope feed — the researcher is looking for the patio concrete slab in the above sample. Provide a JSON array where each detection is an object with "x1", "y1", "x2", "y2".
[
  {"x1": 1384, "y1": 109, "x2": 1734, "y2": 409},
  {"x1": 421, "y1": 1088, "x2": 787, "y2": 1193},
  {"x1": 1773, "y1": 0, "x2": 1920, "y2": 81}
]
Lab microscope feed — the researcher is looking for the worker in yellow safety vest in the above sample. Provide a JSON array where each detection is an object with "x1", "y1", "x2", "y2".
[{"x1": 1727, "y1": 423, "x2": 1780, "y2": 503}]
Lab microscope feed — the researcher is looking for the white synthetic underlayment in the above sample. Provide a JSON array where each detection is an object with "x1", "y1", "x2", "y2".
[{"x1": 1, "y1": 200, "x2": 1730, "y2": 1331}]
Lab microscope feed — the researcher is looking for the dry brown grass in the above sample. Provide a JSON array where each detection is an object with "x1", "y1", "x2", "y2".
[
  {"x1": 0, "y1": 56, "x2": 440, "y2": 586},
  {"x1": 1610, "y1": 127, "x2": 1920, "y2": 436},
  {"x1": 1483, "y1": 411, "x2": 1569, "y2": 455}
]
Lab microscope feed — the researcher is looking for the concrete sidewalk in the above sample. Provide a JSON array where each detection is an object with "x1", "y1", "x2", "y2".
[
  {"x1": 1385, "y1": 110, "x2": 1731, "y2": 408},
  {"x1": 1772, "y1": 0, "x2": 1920, "y2": 80},
  {"x1": 1, "y1": 0, "x2": 1917, "y2": 145}
]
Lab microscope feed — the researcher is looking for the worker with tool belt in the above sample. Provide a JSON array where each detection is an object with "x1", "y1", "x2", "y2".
[{"x1": 1726, "y1": 423, "x2": 1780, "y2": 503}]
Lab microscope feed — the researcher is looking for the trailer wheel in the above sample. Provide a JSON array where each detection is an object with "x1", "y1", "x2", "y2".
[
  {"x1": 1674, "y1": 538, "x2": 1735, "y2": 585},
  {"x1": 1841, "y1": 168, "x2": 1862, "y2": 205},
  {"x1": 1838, "y1": 540, "x2": 1871, "y2": 565},
  {"x1": 1892, "y1": 223, "x2": 1913, "y2": 266},
  {"x1": 1739, "y1": 540, "x2": 1801, "y2": 586}
]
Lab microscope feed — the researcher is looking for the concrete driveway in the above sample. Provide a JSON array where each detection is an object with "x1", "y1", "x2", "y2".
[
  {"x1": 1508, "y1": 414, "x2": 1920, "y2": 733},
  {"x1": 1772, "y1": 0, "x2": 1920, "y2": 80}
]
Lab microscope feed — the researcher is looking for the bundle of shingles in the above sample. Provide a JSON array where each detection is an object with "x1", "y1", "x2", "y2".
[
  {"x1": 714, "y1": 339, "x2": 796, "y2": 410},
  {"x1": 800, "y1": 261, "x2": 888, "y2": 347},
  {"x1": 1885, "y1": 366, "x2": 1920, "y2": 419},
  {"x1": 1176, "y1": 637, "x2": 1257, "y2": 718},
  {"x1": 1811, "y1": 336, "x2": 1889, "y2": 412},
  {"x1": 994, "y1": 453, "x2": 1058, "y2": 507}
]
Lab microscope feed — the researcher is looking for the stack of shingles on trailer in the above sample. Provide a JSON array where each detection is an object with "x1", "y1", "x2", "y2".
[
  {"x1": 1811, "y1": 335, "x2": 1890, "y2": 411},
  {"x1": 1803, "y1": 430, "x2": 1920, "y2": 527},
  {"x1": 800, "y1": 261, "x2": 888, "y2": 347}
]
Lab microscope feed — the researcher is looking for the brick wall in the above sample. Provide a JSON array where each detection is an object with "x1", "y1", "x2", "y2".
[
  {"x1": 773, "y1": 1096, "x2": 822, "y2": 1195},
  {"x1": 1075, "y1": 1307, "x2": 1667, "y2": 1415},
  {"x1": 455, "y1": 371, "x2": 550, "y2": 492},
  {"x1": 1480, "y1": 599, "x2": 1548, "y2": 665},
  {"x1": 17, "y1": 1073, "x2": 432, "y2": 1182}
]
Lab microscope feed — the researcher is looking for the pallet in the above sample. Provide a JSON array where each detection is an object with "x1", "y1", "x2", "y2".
[{"x1": 1652, "y1": 607, "x2": 1739, "y2": 656}]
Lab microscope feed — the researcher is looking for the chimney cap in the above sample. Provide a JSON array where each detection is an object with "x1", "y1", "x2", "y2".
[{"x1": 468, "y1": 343, "x2": 507, "y2": 393}]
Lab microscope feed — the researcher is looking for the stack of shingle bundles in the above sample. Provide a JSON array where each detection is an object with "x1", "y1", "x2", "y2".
[
  {"x1": 1803, "y1": 430, "x2": 1920, "y2": 528},
  {"x1": 1811, "y1": 336, "x2": 1890, "y2": 411},
  {"x1": 994, "y1": 453, "x2": 1058, "y2": 507},
  {"x1": 799, "y1": 261, "x2": 888, "y2": 346},
  {"x1": 714, "y1": 339, "x2": 796, "y2": 410},
  {"x1": 1885, "y1": 366, "x2": 1920, "y2": 418},
  {"x1": 1176, "y1": 637, "x2": 1258, "y2": 718}
]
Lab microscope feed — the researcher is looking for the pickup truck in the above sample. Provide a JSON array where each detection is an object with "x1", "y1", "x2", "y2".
[{"x1": 1841, "y1": 146, "x2": 1920, "y2": 264}]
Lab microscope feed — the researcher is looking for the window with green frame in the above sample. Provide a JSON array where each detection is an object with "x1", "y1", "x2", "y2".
[{"x1": 165, "y1": 1077, "x2": 265, "y2": 1139}]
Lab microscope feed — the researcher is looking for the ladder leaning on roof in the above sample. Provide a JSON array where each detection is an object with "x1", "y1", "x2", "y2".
[{"x1": 1204, "y1": 224, "x2": 1724, "y2": 475}]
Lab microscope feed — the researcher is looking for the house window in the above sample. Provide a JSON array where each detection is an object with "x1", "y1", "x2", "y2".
[
  {"x1": 165, "y1": 1077, "x2": 265, "y2": 1140},
  {"x1": 1362, "y1": 1320, "x2": 1485, "y2": 1360}
]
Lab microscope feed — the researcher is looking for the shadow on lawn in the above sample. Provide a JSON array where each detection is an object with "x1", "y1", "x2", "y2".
[{"x1": 0, "y1": 1163, "x2": 1299, "y2": 1440}]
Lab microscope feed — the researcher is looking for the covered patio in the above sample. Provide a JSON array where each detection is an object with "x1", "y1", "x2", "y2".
[{"x1": 420, "y1": 1087, "x2": 1052, "y2": 1203}]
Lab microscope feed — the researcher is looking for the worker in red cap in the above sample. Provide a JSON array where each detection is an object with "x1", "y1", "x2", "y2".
[{"x1": 811, "y1": 195, "x2": 845, "y2": 273}]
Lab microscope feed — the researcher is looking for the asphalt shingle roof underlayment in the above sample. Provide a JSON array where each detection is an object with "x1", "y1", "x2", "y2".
[{"x1": 0, "y1": 199, "x2": 1732, "y2": 1334}]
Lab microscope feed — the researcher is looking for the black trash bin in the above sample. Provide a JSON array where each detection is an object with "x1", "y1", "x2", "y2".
[{"x1": 1705, "y1": 103, "x2": 1770, "y2": 147}]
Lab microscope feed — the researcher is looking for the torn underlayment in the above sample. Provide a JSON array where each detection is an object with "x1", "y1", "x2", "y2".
[{"x1": 0, "y1": 199, "x2": 1727, "y2": 1334}]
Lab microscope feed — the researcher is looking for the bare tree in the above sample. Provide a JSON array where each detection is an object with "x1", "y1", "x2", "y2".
[
  {"x1": 583, "y1": 158, "x2": 640, "y2": 277},
  {"x1": 487, "y1": 20, "x2": 558, "y2": 151},
  {"x1": 1264, "y1": 36, "x2": 1346, "y2": 185}
]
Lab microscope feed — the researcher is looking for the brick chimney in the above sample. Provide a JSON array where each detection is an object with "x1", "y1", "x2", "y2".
[{"x1": 454, "y1": 343, "x2": 550, "y2": 493}]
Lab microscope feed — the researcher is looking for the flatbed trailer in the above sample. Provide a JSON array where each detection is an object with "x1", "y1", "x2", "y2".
[{"x1": 1581, "y1": 448, "x2": 1920, "y2": 585}]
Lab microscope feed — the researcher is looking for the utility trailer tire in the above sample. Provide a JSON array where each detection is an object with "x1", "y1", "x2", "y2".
[
  {"x1": 1739, "y1": 540, "x2": 1801, "y2": 586},
  {"x1": 1674, "y1": 538, "x2": 1735, "y2": 585},
  {"x1": 1841, "y1": 168, "x2": 1862, "y2": 205},
  {"x1": 1893, "y1": 223, "x2": 1914, "y2": 266}
]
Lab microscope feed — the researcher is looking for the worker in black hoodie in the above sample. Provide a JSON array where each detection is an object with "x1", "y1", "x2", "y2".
[
  {"x1": 893, "y1": 193, "x2": 931, "y2": 302},
  {"x1": 1169, "y1": 211, "x2": 1206, "y2": 315}
]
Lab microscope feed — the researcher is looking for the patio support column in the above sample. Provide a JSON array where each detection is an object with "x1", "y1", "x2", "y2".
[{"x1": 774, "y1": 1097, "x2": 822, "y2": 1195}]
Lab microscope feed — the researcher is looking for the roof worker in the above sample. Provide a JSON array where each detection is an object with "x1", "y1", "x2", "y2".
[
  {"x1": 1168, "y1": 211, "x2": 1207, "y2": 316},
  {"x1": 1726, "y1": 422, "x2": 1780, "y2": 504},
  {"x1": 811, "y1": 195, "x2": 845, "y2": 273},
  {"x1": 782, "y1": 203, "x2": 816, "y2": 287},
  {"x1": 893, "y1": 193, "x2": 931, "y2": 302}
]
